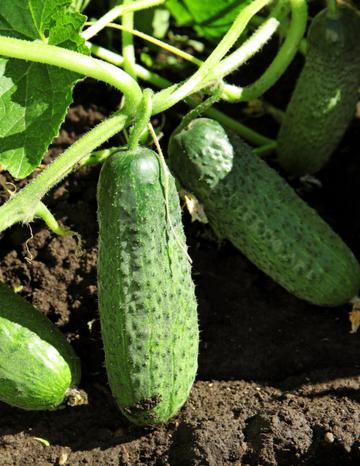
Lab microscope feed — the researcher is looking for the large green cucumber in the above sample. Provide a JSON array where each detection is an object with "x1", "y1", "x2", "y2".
[
  {"x1": 277, "y1": 4, "x2": 360, "y2": 175},
  {"x1": 168, "y1": 118, "x2": 360, "y2": 306},
  {"x1": 0, "y1": 283, "x2": 81, "y2": 410},
  {"x1": 97, "y1": 147, "x2": 198, "y2": 425}
]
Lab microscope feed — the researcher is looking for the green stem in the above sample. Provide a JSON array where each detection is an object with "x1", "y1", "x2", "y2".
[
  {"x1": 298, "y1": 37, "x2": 308, "y2": 55},
  {"x1": 253, "y1": 142, "x2": 277, "y2": 156},
  {"x1": 151, "y1": 0, "x2": 273, "y2": 114},
  {"x1": 224, "y1": 0, "x2": 308, "y2": 102},
  {"x1": 79, "y1": 147, "x2": 119, "y2": 167},
  {"x1": 211, "y1": 18, "x2": 280, "y2": 82},
  {"x1": 122, "y1": 0, "x2": 137, "y2": 79},
  {"x1": 262, "y1": 100, "x2": 285, "y2": 123},
  {"x1": 326, "y1": 0, "x2": 339, "y2": 19},
  {"x1": 128, "y1": 89, "x2": 153, "y2": 149},
  {"x1": 88, "y1": 43, "x2": 274, "y2": 146},
  {"x1": 0, "y1": 36, "x2": 142, "y2": 114},
  {"x1": 0, "y1": 8, "x2": 279, "y2": 234},
  {"x1": 252, "y1": 2, "x2": 308, "y2": 55},
  {"x1": 251, "y1": 0, "x2": 289, "y2": 26},
  {"x1": 35, "y1": 202, "x2": 73, "y2": 236},
  {"x1": 88, "y1": 42, "x2": 169, "y2": 85},
  {"x1": 85, "y1": 21, "x2": 203, "y2": 66},
  {"x1": 153, "y1": 8, "x2": 278, "y2": 114},
  {"x1": 0, "y1": 111, "x2": 129, "y2": 233},
  {"x1": 173, "y1": 83, "x2": 224, "y2": 136},
  {"x1": 88, "y1": 17, "x2": 278, "y2": 97},
  {"x1": 81, "y1": 0, "x2": 165, "y2": 40},
  {"x1": 205, "y1": 107, "x2": 274, "y2": 146}
]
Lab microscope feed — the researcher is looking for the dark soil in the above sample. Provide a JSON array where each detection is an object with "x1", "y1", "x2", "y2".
[{"x1": 1, "y1": 73, "x2": 360, "y2": 464}]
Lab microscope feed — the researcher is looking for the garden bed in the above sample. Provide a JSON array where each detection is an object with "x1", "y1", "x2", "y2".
[{"x1": 0, "y1": 78, "x2": 359, "y2": 464}]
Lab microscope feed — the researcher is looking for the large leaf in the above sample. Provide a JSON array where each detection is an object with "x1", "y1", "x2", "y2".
[
  {"x1": 0, "y1": 0, "x2": 88, "y2": 178},
  {"x1": 166, "y1": 0, "x2": 249, "y2": 40},
  {"x1": 135, "y1": 7, "x2": 170, "y2": 39}
]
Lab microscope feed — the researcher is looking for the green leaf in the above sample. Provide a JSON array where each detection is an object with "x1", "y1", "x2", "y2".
[
  {"x1": 166, "y1": 0, "x2": 249, "y2": 40},
  {"x1": 135, "y1": 7, "x2": 170, "y2": 39},
  {"x1": 0, "y1": 0, "x2": 88, "y2": 179},
  {"x1": 166, "y1": 0, "x2": 193, "y2": 26}
]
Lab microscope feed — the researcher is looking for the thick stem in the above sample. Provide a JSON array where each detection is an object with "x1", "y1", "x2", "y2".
[
  {"x1": 223, "y1": 0, "x2": 308, "y2": 102},
  {"x1": 151, "y1": 0, "x2": 273, "y2": 114},
  {"x1": 128, "y1": 89, "x2": 153, "y2": 149},
  {"x1": 0, "y1": 36, "x2": 142, "y2": 114},
  {"x1": 252, "y1": 5, "x2": 308, "y2": 56},
  {"x1": 0, "y1": 7, "x2": 280, "y2": 234},
  {"x1": 0, "y1": 111, "x2": 129, "y2": 233},
  {"x1": 88, "y1": 43, "x2": 274, "y2": 146},
  {"x1": 88, "y1": 42, "x2": 168, "y2": 85},
  {"x1": 87, "y1": 17, "x2": 278, "y2": 100},
  {"x1": 122, "y1": 0, "x2": 137, "y2": 79},
  {"x1": 251, "y1": 0, "x2": 289, "y2": 25},
  {"x1": 210, "y1": 18, "x2": 280, "y2": 82},
  {"x1": 326, "y1": 0, "x2": 339, "y2": 19},
  {"x1": 81, "y1": 0, "x2": 165, "y2": 40}
]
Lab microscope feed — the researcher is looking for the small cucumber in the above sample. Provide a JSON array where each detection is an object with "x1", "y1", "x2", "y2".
[
  {"x1": 277, "y1": 5, "x2": 360, "y2": 175},
  {"x1": 97, "y1": 147, "x2": 198, "y2": 425},
  {"x1": 0, "y1": 283, "x2": 81, "y2": 410},
  {"x1": 168, "y1": 118, "x2": 360, "y2": 307}
]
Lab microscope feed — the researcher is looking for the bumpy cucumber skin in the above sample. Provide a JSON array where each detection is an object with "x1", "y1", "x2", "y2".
[
  {"x1": 97, "y1": 147, "x2": 198, "y2": 425},
  {"x1": 277, "y1": 5, "x2": 360, "y2": 175},
  {"x1": 168, "y1": 118, "x2": 360, "y2": 307},
  {"x1": 0, "y1": 283, "x2": 80, "y2": 410}
]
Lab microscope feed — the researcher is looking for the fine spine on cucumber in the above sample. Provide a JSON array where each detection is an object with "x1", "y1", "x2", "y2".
[
  {"x1": 168, "y1": 118, "x2": 360, "y2": 306},
  {"x1": 97, "y1": 147, "x2": 199, "y2": 425},
  {"x1": 277, "y1": 4, "x2": 360, "y2": 175},
  {"x1": 0, "y1": 283, "x2": 81, "y2": 410}
]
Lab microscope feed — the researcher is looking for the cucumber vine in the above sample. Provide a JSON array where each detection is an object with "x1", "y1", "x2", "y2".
[
  {"x1": 0, "y1": 0, "x2": 308, "y2": 235},
  {"x1": 128, "y1": 88, "x2": 153, "y2": 150}
]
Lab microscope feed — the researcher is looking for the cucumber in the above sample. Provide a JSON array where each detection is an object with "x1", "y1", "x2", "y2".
[
  {"x1": 168, "y1": 118, "x2": 360, "y2": 306},
  {"x1": 277, "y1": 4, "x2": 360, "y2": 175},
  {"x1": 97, "y1": 147, "x2": 198, "y2": 425},
  {"x1": 0, "y1": 283, "x2": 81, "y2": 410}
]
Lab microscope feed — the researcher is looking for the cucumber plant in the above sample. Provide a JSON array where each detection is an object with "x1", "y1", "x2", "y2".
[
  {"x1": 277, "y1": 3, "x2": 360, "y2": 175},
  {"x1": 0, "y1": 0, "x2": 296, "y2": 231},
  {"x1": 1, "y1": 0, "x2": 359, "y2": 425},
  {"x1": 0, "y1": 0, "x2": 290, "y2": 421}
]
